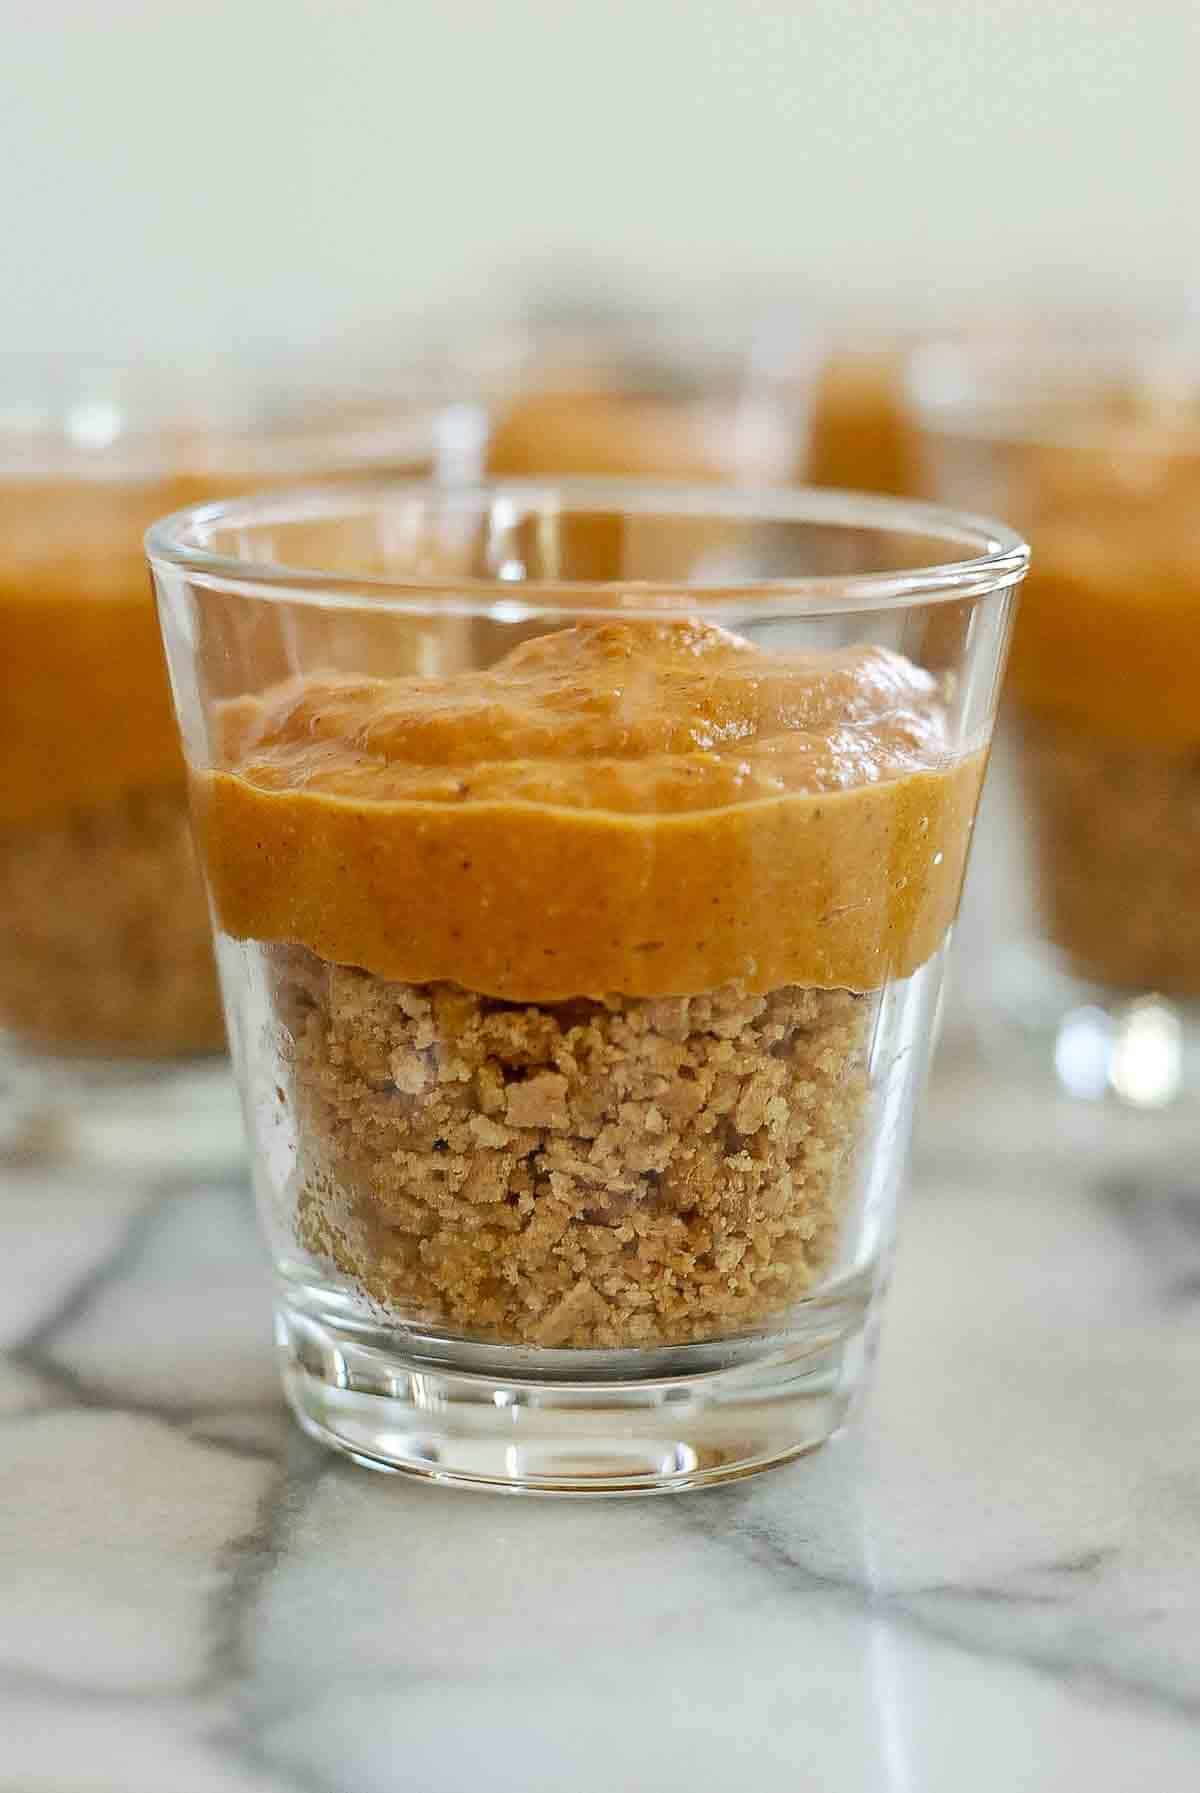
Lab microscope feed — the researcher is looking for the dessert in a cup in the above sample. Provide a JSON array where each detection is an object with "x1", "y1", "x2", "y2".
[
  {"x1": 1011, "y1": 429, "x2": 1200, "y2": 1001},
  {"x1": 0, "y1": 368, "x2": 444, "y2": 1156},
  {"x1": 913, "y1": 340, "x2": 1200, "y2": 1101},
  {"x1": 150, "y1": 481, "x2": 1024, "y2": 1489},
  {"x1": 0, "y1": 476, "x2": 223, "y2": 1057}
]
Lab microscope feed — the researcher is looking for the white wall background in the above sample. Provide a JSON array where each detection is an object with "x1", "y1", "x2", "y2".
[{"x1": 2, "y1": 0, "x2": 1196, "y2": 361}]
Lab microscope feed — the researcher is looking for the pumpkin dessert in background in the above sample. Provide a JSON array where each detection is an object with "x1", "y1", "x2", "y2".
[
  {"x1": 910, "y1": 322, "x2": 1200, "y2": 1110},
  {"x1": 0, "y1": 359, "x2": 458, "y2": 1168}
]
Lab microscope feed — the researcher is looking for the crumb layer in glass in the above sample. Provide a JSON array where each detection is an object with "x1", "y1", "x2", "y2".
[
  {"x1": 0, "y1": 787, "x2": 223, "y2": 1053},
  {"x1": 1020, "y1": 719, "x2": 1200, "y2": 999},
  {"x1": 275, "y1": 951, "x2": 872, "y2": 1347}
]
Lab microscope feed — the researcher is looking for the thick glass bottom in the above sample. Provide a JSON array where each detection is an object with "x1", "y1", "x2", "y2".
[
  {"x1": 276, "y1": 1272, "x2": 874, "y2": 1494},
  {"x1": 0, "y1": 1039, "x2": 245, "y2": 1174},
  {"x1": 980, "y1": 940, "x2": 1200, "y2": 1111}
]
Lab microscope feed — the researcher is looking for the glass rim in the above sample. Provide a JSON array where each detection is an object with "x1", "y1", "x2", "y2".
[
  {"x1": 0, "y1": 353, "x2": 472, "y2": 481},
  {"x1": 145, "y1": 476, "x2": 1029, "y2": 618},
  {"x1": 905, "y1": 327, "x2": 1200, "y2": 453}
]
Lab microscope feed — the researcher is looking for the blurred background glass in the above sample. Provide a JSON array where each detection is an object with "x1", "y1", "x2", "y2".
[
  {"x1": 0, "y1": 359, "x2": 465, "y2": 1166},
  {"x1": 909, "y1": 325, "x2": 1200, "y2": 1109}
]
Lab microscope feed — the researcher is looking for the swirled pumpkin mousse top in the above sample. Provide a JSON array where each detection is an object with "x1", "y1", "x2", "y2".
[{"x1": 195, "y1": 618, "x2": 984, "y2": 999}]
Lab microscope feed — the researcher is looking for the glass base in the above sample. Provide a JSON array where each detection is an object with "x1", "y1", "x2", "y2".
[
  {"x1": 276, "y1": 1285, "x2": 873, "y2": 1495},
  {"x1": 979, "y1": 942, "x2": 1200, "y2": 1111},
  {"x1": 0, "y1": 1038, "x2": 245, "y2": 1175}
]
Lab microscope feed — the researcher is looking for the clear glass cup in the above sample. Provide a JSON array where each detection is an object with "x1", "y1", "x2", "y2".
[
  {"x1": 451, "y1": 296, "x2": 808, "y2": 487},
  {"x1": 910, "y1": 330, "x2": 1200, "y2": 1108},
  {"x1": 149, "y1": 479, "x2": 1025, "y2": 1492},
  {"x1": 0, "y1": 359, "x2": 467, "y2": 1168}
]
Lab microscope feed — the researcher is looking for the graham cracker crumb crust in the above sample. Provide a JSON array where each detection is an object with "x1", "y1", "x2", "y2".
[
  {"x1": 1021, "y1": 718, "x2": 1200, "y2": 999},
  {"x1": 0, "y1": 787, "x2": 224, "y2": 1055},
  {"x1": 277, "y1": 948, "x2": 875, "y2": 1349}
]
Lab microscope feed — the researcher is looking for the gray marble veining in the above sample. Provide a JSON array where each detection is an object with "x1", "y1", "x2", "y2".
[{"x1": 2, "y1": 1048, "x2": 1199, "y2": 1792}]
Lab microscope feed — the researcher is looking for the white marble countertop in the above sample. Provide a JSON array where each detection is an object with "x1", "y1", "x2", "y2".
[{"x1": 2, "y1": 1046, "x2": 1199, "y2": 1793}]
